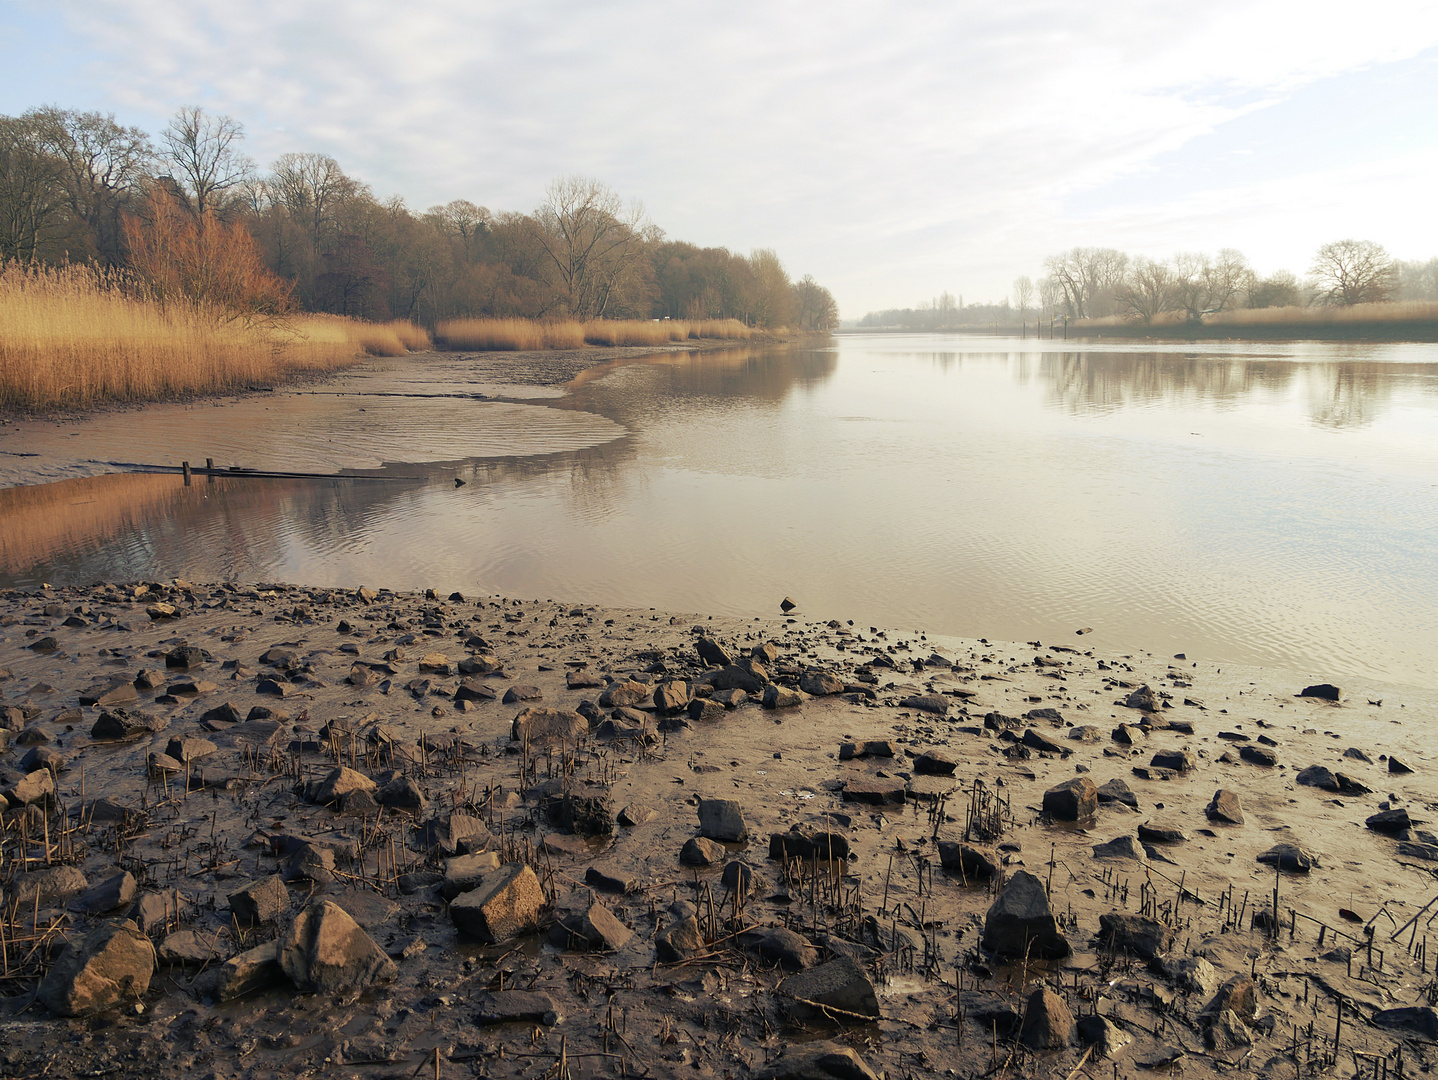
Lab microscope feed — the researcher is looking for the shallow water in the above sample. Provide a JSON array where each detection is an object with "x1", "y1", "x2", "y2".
[{"x1": 5, "y1": 333, "x2": 1438, "y2": 690}]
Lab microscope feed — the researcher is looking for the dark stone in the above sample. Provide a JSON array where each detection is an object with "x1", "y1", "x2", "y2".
[
  {"x1": 778, "y1": 956, "x2": 879, "y2": 1023},
  {"x1": 1098, "y1": 913, "x2": 1176, "y2": 959},
  {"x1": 843, "y1": 779, "x2": 906, "y2": 805},
  {"x1": 1137, "y1": 820, "x2": 1187, "y2": 843},
  {"x1": 937, "y1": 841, "x2": 997, "y2": 880},
  {"x1": 914, "y1": 750, "x2": 957, "y2": 776},
  {"x1": 1096, "y1": 779, "x2": 1138, "y2": 808},
  {"x1": 1239, "y1": 745, "x2": 1278, "y2": 767},
  {"x1": 1149, "y1": 749, "x2": 1195, "y2": 773},
  {"x1": 450, "y1": 863, "x2": 544, "y2": 943},
  {"x1": 38, "y1": 920, "x2": 155, "y2": 1017},
  {"x1": 1042, "y1": 777, "x2": 1097, "y2": 821},
  {"x1": 1257, "y1": 843, "x2": 1317, "y2": 872},
  {"x1": 752, "y1": 1043, "x2": 882, "y2": 1080},
  {"x1": 768, "y1": 824, "x2": 850, "y2": 861},
  {"x1": 1366, "y1": 808, "x2": 1411, "y2": 833},
  {"x1": 681, "y1": 836, "x2": 726, "y2": 866},
  {"x1": 473, "y1": 990, "x2": 562, "y2": 1026},
  {"x1": 982, "y1": 870, "x2": 1070, "y2": 960},
  {"x1": 740, "y1": 926, "x2": 818, "y2": 970},
  {"x1": 1299, "y1": 683, "x2": 1341, "y2": 701},
  {"x1": 698, "y1": 797, "x2": 746, "y2": 841},
  {"x1": 1206, "y1": 789, "x2": 1244, "y2": 824},
  {"x1": 501, "y1": 684, "x2": 542, "y2": 704},
  {"x1": 279, "y1": 900, "x2": 395, "y2": 993},
  {"x1": 91, "y1": 708, "x2": 166, "y2": 740},
  {"x1": 696, "y1": 638, "x2": 733, "y2": 666},
  {"x1": 899, "y1": 694, "x2": 949, "y2": 716},
  {"x1": 1020, "y1": 987, "x2": 1075, "y2": 1049},
  {"x1": 1372, "y1": 1007, "x2": 1438, "y2": 1040},
  {"x1": 1022, "y1": 729, "x2": 1068, "y2": 755},
  {"x1": 229, "y1": 875, "x2": 288, "y2": 925}
]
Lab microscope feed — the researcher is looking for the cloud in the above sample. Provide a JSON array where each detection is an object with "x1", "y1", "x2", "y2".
[{"x1": 8, "y1": 0, "x2": 1438, "y2": 313}]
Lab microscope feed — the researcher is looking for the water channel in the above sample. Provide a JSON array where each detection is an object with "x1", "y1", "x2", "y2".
[{"x1": 4, "y1": 333, "x2": 1437, "y2": 690}]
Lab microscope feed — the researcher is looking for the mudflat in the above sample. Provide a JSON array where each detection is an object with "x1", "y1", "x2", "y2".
[{"x1": 0, "y1": 579, "x2": 1433, "y2": 1079}]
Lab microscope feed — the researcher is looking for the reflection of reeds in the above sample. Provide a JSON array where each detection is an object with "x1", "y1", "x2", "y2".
[
  {"x1": 0, "y1": 263, "x2": 429, "y2": 410},
  {"x1": 0, "y1": 472, "x2": 212, "y2": 576},
  {"x1": 433, "y1": 316, "x2": 754, "y2": 351}
]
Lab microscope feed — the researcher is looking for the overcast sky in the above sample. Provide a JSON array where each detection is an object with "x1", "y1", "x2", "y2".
[{"x1": 4, "y1": 0, "x2": 1437, "y2": 317}]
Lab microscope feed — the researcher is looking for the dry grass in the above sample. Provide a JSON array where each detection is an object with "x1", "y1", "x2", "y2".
[
  {"x1": 1206, "y1": 301, "x2": 1438, "y2": 327},
  {"x1": 435, "y1": 316, "x2": 753, "y2": 351},
  {"x1": 0, "y1": 263, "x2": 425, "y2": 411}
]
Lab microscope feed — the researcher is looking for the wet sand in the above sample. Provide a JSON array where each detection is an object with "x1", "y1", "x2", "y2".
[{"x1": 0, "y1": 580, "x2": 1434, "y2": 1079}]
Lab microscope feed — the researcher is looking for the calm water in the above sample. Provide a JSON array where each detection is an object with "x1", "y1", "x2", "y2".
[{"x1": 5, "y1": 333, "x2": 1438, "y2": 690}]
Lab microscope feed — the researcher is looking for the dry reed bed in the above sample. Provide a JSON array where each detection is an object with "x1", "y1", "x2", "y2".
[
  {"x1": 0, "y1": 263, "x2": 430, "y2": 411},
  {"x1": 434, "y1": 317, "x2": 754, "y2": 351}
]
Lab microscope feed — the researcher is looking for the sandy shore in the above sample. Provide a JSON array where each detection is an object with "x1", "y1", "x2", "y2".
[{"x1": 0, "y1": 579, "x2": 1433, "y2": 1079}]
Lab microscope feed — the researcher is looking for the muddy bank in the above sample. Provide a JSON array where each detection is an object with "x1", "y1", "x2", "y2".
[
  {"x1": 0, "y1": 338, "x2": 778, "y2": 490},
  {"x1": 0, "y1": 580, "x2": 1434, "y2": 1079}
]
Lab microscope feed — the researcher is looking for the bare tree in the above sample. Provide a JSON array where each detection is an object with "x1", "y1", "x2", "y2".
[
  {"x1": 1310, "y1": 239, "x2": 1397, "y2": 305},
  {"x1": 533, "y1": 175, "x2": 655, "y2": 319},
  {"x1": 270, "y1": 152, "x2": 358, "y2": 239},
  {"x1": 161, "y1": 106, "x2": 254, "y2": 219},
  {"x1": 746, "y1": 248, "x2": 793, "y2": 327},
  {"x1": 0, "y1": 114, "x2": 67, "y2": 260},
  {"x1": 1247, "y1": 269, "x2": 1302, "y2": 309},
  {"x1": 1012, "y1": 275, "x2": 1034, "y2": 316},
  {"x1": 1043, "y1": 247, "x2": 1129, "y2": 318},
  {"x1": 792, "y1": 274, "x2": 839, "y2": 330},
  {"x1": 25, "y1": 107, "x2": 153, "y2": 264},
  {"x1": 1117, "y1": 257, "x2": 1175, "y2": 323}
]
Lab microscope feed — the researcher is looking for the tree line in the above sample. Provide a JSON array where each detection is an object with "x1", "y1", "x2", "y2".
[
  {"x1": 862, "y1": 242, "x2": 1437, "y2": 328},
  {"x1": 0, "y1": 105, "x2": 839, "y2": 330}
]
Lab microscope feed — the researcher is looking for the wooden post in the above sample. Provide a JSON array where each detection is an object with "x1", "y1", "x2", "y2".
[
  {"x1": 205, "y1": 457, "x2": 214, "y2": 484},
  {"x1": 181, "y1": 461, "x2": 190, "y2": 485}
]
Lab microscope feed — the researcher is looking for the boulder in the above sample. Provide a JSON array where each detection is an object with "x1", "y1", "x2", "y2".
[
  {"x1": 655, "y1": 910, "x2": 706, "y2": 962},
  {"x1": 417, "y1": 812, "x2": 492, "y2": 856},
  {"x1": 1149, "y1": 749, "x2": 1195, "y2": 773},
  {"x1": 450, "y1": 863, "x2": 544, "y2": 943},
  {"x1": 1092, "y1": 835, "x2": 1148, "y2": 863},
  {"x1": 229, "y1": 875, "x2": 289, "y2": 926},
  {"x1": 501, "y1": 684, "x2": 542, "y2": 704},
  {"x1": 473, "y1": 990, "x2": 562, "y2": 1026},
  {"x1": 1020, "y1": 986, "x2": 1075, "y2": 1049},
  {"x1": 752, "y1": 1043, "x2": 882, "y2": 1080},
  {"x1": 1077, "y1": 1014, "x2": 1132, "y2": 1058},
  {"x1": 1098, "y1": 913, "x2": 1176, "y2": 959},
  {"x1": 548, "y1": 889, "x2": 633, "y2": 952},
  {"x1": 681, "y1": 836, "x2": 727, "y2": 866},
  {"x1": 279, "y1": 900, "x2": 395, "y2": 993},
  {"x1": 441, "y1": 851, "x2": 501, "y2": 899},
  {"x1": 1202, "y1": 976, "x2": 1258, "y2": 1023},
  {"x1": 1239, "y1": 744, "x2": 1278, "y2": 767},
  {"x1": 653, "y1": 680, "x2": 690, "y2": 714},
  {"x1": 1257, "y1": 843, "x2": 1317, "y2": 872},
  {"x1": 598, "y1": 679, "x2": 649, "y2": 708},
  {"x1": 769, "y1": 824, "x2": 850, "y2": 861},
  {"x1": 914, "y1": 751, "x2": 957, "y2": 776},
  {"x1": 1366, "y1": 808, "x2": 1411, "y2": 833},
  {"x1": 937, "y1": 841, "x2": 997, "y2": 880},
  {"x1": 778, "y1": 956, "x2": 880, "y2": 1023},
  {"x1": 1022, "y1": 729, "x2": 1068, "y2": 755},
  {"x1": 1137, "y1": 820, "x2": 1187, "y2": 843},
  {"x1": 712, "y1": 663, "x2": 767, "y2": 694},
  {"x1": 1372, "y1": 1007, "x2": 1438, "y2": 1040},
  {"x1": 311, "y1": 767, "x2": 376, "y2": 805},
  {"x1": 76, "y1": 871, "x2": 136, "y2": 914},
  {"x1": 982, "y1": 870, "x2": 1070, "y2": 960},
  {"x1": 1206, "y1": 789, "x2": 1244, "y2": 825},
  {"x1": 12, "y1": 865, "x2": 87, "y2": 908},
  {"x1": 842, "y1": 779, "x2": 906, "y2": 805},
  {"x1": 739, "y1": 926, "x2": 819, "y2": 970},
  {"x1": 899, "y1": 694, "x2": 949, "y2": 716},
  {"x1": 1299, "y1": 683, "x2": 1341, "y2": 701},
  {"x1": 91, "y1": 708, "x2": 165, "y2": 740},
  {"x1": 215, "y1": 941, "x2": 284, "y2": 1002},
  {"x1": 1096, "y1": 778, "x2": 1138, "y2": 808},
  {"x1": 799, "y1": 670, "x2": 845, "y2": 696},
  {"x1": 696, "y1": 638, "x2": 733, "y2": 666},
  {"x1": 1124, "y1": 685, "x2": 1160, "y2": 711},
  {"x1": 763, "y1": 684, "x2": 806, "y2": 709},
  {"x1": 1042, "y1": 777, "x2": 1097, "y2": 821},
  {"x1": 38, "y1": 920, "x2": 155, "y2": 1017},
  {"x1": 4, "y1": 769, "x2": 55, "y2": 808},
  {"x1": 511, "y1": 707, "x2": 587, "y2": 745},
  {"x1": 698, "y1": 797, "x2": 747, "y2": 842}
]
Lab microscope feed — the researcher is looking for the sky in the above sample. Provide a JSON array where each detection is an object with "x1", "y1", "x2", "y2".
[{"x1": 3, "y1": 0, "x2": 1437, "y2": 318}]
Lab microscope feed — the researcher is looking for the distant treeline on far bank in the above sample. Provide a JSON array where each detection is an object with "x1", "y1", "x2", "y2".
[{"x1": 861, "y1": 242, "x2": 1438, "y2": 340}]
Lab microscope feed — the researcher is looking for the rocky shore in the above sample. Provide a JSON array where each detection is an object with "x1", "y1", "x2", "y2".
[{"x1": 0, "y1": 579, "x2": 1434, "y2": 1080}]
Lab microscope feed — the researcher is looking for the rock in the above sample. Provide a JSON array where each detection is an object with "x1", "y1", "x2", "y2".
[
  {"x1": 763, "y1": 684, "x2": 806, "y2": 709},
  {"x1": 681, "y1": 836, "x2": 727, "y2": 866},
  {"x1": 77, "y1": 871, "x2": 136, "y2": 914},
  {"x1": 1390, "y1": 756, "x2": 1414, "y2": 775},
  {"x1": 312, "y1": 766, "x2": 376, "y2": 805},
  {"x1": 38, "y1": 919, "x2": 155, "y2": 1017},
  {"x1": 376, "y1": 774, "x2": 426, "y2": 811},
  {"x1": 1366, "y1": 808, "x2": 1411, "y2": 833},
  {"x1": 450, "y1": 863, "x2": 544, "y2": 943},
  {"x1": 740, "y1": 926, "x2": 819, "y2": 970},
  {"x1": 1020, "y1": 986, "x2": 1075, "y2": 1049},
  {"x1": 914, "y1": 750, "x2": 957, "y2": 776},
  {"x1": 158, "y1": 929, "x2": 223, "y2": 966},
  {"x1": 4, "y1": 768, "x2": 55, "y2": 807},
  {"x1": 454, "y1": 680, "x2": 497, "y2": 704},
  {"x1": 1069, "y1": 725, "x2": 1104, "y2": 743},
  {"x1": 91, "y1": 708, "x2": 165, "y2": 739},
  {"x1": 1206, "y1": 789, "x2": 1244, "y2": 824},
  {"x1": 1137, "y1": 821, "x2": 1187, "y2": 843},
  {"x1": 712, "y1": 663, "x2": 767, "y2": 694},
  {"x1": 166, "y1": 645, "x2": 205, "y2": 669},
  {"x1": 1299, "y1": 683, "x2": 1341, "y2": 701},
  {"x1": 843, "y1": 778, "x2": 906, "y2": 805},
  {"x1": 1149, "y1": 749, "x2": 1195, "y2": 772},
  {"x1": 653, "y1": 680, "x2": 690, "y2": 713},
  {"x1": 1098, "y1": 913, "x2": 1175, "y2": 959},
  {"x1": 1096, "y1": 778, "x2": 1138, "y2": 808},
  {"x1": 215, "y1": 941, "x2": 284, "y2": 1002},
  {"x1": 752, "y1": 1043, "x2": 882, "y2": 1080},
  {"x1": 11, "y1": 865, "x2": 87, "y2": 908},
  {"x1": 779, "y1": 956, "x2": 880, "y2": 1023},
  {"x1": 1239, "y1": 744, "x2": 1278, "y2": 767},
  {"x1": 1372, "y1": 1006, "x2": 1438, "y2": 1040},
  {"x1": 1343, "y1": 747, "x2": 1373, "y2": 763},
  {"x1": 1257, "y1": 843, "x2": 1317, "y2": 872},
  {"x1": 473, "y1": 989, "x2": 562, "y2": 1026},
  {"x1": 799, "y1": 670, "x2": 845, "y2": 696},
  {"x1": 284, "y1": 842, "x2": 336, "y2": 883},
  {"x1": 687, "y1": 698, "x2": 725, "y2": 722},
  {"x1": 618, "y1": 803, "x2": 658, "y2": 827},
  {"x1": 937, "y1": 841, "x2": 997, "y2": 880},
  {"x1": 696, "y1": 638, "x2": 733, "y2": 666},
  {"x1": 1151, "y1": 955, "x2": 1218, "y2": 996},
  {"x1": 129, "y1": 889, "x2": 186, "y2": 934},
  {"x1": 229, "y1": 875, "x2": 289, "y2": 925},
  {"x1": 899, "y1": 694, "x2": 949, "y2": 716},
  {"x1": 440, "y1": 851, "x2": 501, "y2": 898},
  {"x1": 1042, "y1": 777, "x2": 1097, "y2": 820},
  {"x1": 982, "y1": 870, "x2": 1070, "y2": 960},
  {"x1": 1022, "y1": 728, "x2": 1068, "y2": 755},
  {"x1": 548, "y1": 890, "x2": 634, "y2": 952},
  {"x1": 501, "y1": 684, "x2": 542, "y2": 704},
  {"x1": 1077, "y1": 1013, "x2": 1131, "y2": 1057},
  {"x1": 165, "y1": 735, "x2": 218, "y2": 763},
  {"x1": 769, "y1": 824, "x2": 850, "y2": 861},
  {"x1": 721, "y1": 860, "x2": 755, "y2": 894},
  {"x1": 656, "y1": 911, "x2": 706, "y2": 962},
  {"x1": 1204, "y1": 1010, "x2": 1252, "y2": 1050},
  {"x1": 1296, "y1": 765, "x2": 1339, "y2": 790},
  {"x1": 598, "y1": 679, "x2": 649, "y2": 708},
  {"x1": 1092, "y1": 835, "x2": 1148, "y2": 863},
  {"x1": 1124, "y1": 685, "x2": 1160, "y2": 711},
  {"x1": 278, "y1": 900, "x2": 395, "y2": 993},
  {"x1": 1112, "y1": 724, "x2": 1145, "y2": 744},
  {"x1": 1397, "y1": 842, "x2": 1438, "y2": 861},
  {"x1": 417, "y1": 812, "x2": 492, "y2": 856},
  {"x1": 80, "y1": 679, "x2": 139, "y2": 708},
  {"x1": 1202, "y1": 976, "x2": 1258, "y2": 1023},
  {"x1": 698, "y1": 797, "x2": 747, "y2": 842},
  {"x1": 780, "y1": 596, "x2": 797, "y2": 613},
  {"x1": 511, "y1": 707, "x2": 587, "y2": 746}
]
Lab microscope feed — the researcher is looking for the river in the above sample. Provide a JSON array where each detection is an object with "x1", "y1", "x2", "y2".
[{"x1": 4, "y1": 332, "x2": 1437, "y2": 691}]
